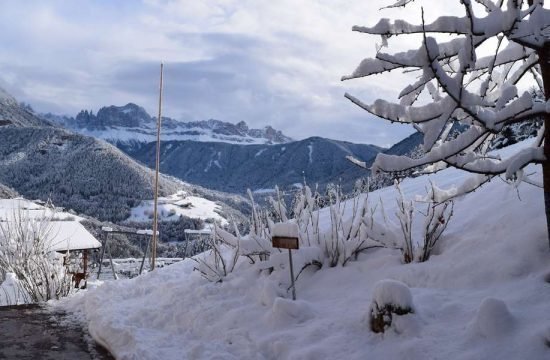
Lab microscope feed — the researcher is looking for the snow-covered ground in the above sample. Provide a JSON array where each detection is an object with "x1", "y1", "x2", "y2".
[
  {"x1": 57, "y1": 142, "x2": 549, "y2": 359},
  {"x1": 127, "y1": 191, "x2": 227, "y2": 226}
]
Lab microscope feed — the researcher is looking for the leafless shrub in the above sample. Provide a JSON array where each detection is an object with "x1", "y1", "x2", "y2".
[
  {"x1": 394, "y1": 181, "x2": 454, "y2": 263},
  {"x1": 0, "y1": 209, "x2": 72, "y2": 303}
]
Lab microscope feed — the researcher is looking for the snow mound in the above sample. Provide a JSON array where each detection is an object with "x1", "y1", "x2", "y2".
[
  {"x1": 268, "y1": 298, "x2": 315, "y2": 327},
  {"x1": 471, "y1": 298, "x2": 515, "y2": 338},
  {"x1": 258, "y1": 278, "x2": 282, "y2": 307}
]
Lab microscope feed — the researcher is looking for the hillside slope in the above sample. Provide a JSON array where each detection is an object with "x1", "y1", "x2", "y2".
[
  {"x1": 0, "y1": 183, "x2": 17, "y2": 199},
  {"x1": 119, "y1": 136, "x2": 382, "y2": 194},
  {"x1": 59, "y1": 141, "x2": 549, "y2": 359},
  {"x1": 0, "y1": 126, "x2": 181, "y2": 222},
  {"x1": 0, "y1": 88, "x2": 49, "y2": 127}
]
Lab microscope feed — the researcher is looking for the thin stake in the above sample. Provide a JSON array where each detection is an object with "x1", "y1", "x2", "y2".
[
  {"x1": 97, "y1": 233, "x2": 108, "y2": 279},
  {"x1": 289, "y1": 249, "x2": 296, "y2": 300},
  {"x1": 107, "y1": 238, "x2": 118, "y2": 280},
  {"x1": 139, "y1": 235, "x2": 150, "y2": 275},
  {"x1": 151, "y1": 63, "x2": 164, "y2": 271}
]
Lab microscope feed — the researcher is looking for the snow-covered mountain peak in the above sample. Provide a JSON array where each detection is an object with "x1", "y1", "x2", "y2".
[{"x1": 43, "y1": 104, "x2": 293, "y2": 145}]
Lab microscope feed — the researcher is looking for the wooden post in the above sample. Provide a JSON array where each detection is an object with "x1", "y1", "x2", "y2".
[
  {"x1": 139, "y1": 235, "x2": 150, "y2": 275},
  {"x1": 151, "y1": 63, "x2": 164, "y2": 270},
  {"x1": 83, "y1": 250, "x2": 88, "y2": 277},
  {"x1": 272, "y1": 235, "x2": 299, "y2": 300},
  {"x1": 97, "y1": 233, "x2": 108, "y2": 279},
  {"x1": 107, "y1": 239, "x2": 118, "y2": 280},
  {"x1": 288, "y1": 249, "x2": 296, "y2": 300}
]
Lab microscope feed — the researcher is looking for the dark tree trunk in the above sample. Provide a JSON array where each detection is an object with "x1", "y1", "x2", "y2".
[{"x1": 539, "y1": 42, "x2": 550, "y2": 248}]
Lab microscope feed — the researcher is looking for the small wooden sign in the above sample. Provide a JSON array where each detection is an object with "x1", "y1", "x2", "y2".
[{"x1": 272, "y1": 236, "x2": 299, "y2": 250}]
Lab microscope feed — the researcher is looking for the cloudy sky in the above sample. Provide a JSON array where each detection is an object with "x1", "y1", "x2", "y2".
[{"x1": 0, "y1": 0, "x2": 457, "y2": 146}]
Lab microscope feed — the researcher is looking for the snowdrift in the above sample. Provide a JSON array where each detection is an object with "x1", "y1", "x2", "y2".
[{"x1": 58, "y1": 143, "x2": 550, "y2": 360}]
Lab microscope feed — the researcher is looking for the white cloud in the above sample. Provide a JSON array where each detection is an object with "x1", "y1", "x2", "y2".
[{"x1": 0, "y1": 0, "x2": 463, "y2": 146}]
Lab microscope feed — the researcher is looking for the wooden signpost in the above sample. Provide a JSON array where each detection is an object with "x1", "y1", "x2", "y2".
[
  {"x1": 272, "y1": 236, "x2": 299, "y2": 250},
  {"x1": 272, "y1": 222, "x2": 300, "y2": 300}
]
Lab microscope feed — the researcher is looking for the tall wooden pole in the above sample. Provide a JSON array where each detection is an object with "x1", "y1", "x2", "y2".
[{"x1": 151, "y1": 63, "x2": 164, "y2": 270}]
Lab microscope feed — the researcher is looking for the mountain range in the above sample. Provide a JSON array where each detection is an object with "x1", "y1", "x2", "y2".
[
  {"x1": 0, "y1": 90, "x2": 247, "y2": 224},
  {"x1": 42, "y1": 103, "x2": 293, "y2": 145},
  {"x1": 43, "y1": 103, "x2": 386, "y2": 194},
  {"x1": 118, "y1": 137, "x2": 382, "y2": 195}
]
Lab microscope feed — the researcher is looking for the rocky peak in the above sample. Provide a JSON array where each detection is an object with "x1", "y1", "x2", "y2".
[{"x1": 44, "y1": 102, "x2": 293, "y2": 144}]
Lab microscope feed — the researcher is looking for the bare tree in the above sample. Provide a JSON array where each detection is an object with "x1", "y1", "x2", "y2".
[
  {"x1": 342, "y1": 1, "x2": 550, "y2": 246},
  {"x1": 0, "y1": 209, "x2": 72, "y2": 303}
]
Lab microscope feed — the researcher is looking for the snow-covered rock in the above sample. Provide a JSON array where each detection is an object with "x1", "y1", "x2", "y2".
[{"x1": 369, "y1": 279, "x2": 415, "y2": 333}]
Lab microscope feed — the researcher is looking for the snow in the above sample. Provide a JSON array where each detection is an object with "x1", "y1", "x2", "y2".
[
  {"x1": 470, "y1": 298, "x2": 515, "y2": 338},
  {"x1": 127, "y1": 191, "x2": 228, "y2": 226},
  {"x1": 370, "y1": 279, "x2": 414, "y2": 313},
  {"x1": 272, "y1": 222, "x2": 300, "y2": 239},
  {"x1": 0, "y1": 220, "x2": 101, "y2": 252},
  {"x1": 0, "y1": 198, "x2": 99, "y2": 251},
  {"x1": 136, "y1": 229, "x2": 158, "y2": 236},
  {"x1": 80, "y1": 126, "x2": 279, "y2": 146},
  {"x1": 254, "y1": 148, "x2": 267, "y2": 157},
  {"x1": 0, "y1": 151, "x2": 26, "y2": 165},
  {"x1": 252, "y1": 188, "x2": 276, "y2": 194},
  {"x1": 46, "y1": 221, "x2": 101, "y2": 251},
  {"x1": 57, "y1": 142, "x2": 549, "y2": 359},
  {"x1": 0, "y1": 273, "x2": 28, "y2": 306},
  {"x1": 0, "y1": 198, "x2": 83, "y2": 222}
]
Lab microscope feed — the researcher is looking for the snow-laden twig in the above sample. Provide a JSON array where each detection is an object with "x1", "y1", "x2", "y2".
[{"x1": 342, "y1": 0, "x2": 546, "y2": 200}]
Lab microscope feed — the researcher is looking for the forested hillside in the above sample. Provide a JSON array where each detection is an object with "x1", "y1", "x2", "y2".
[{"x1": 0, "y1": 126, "x2": 181, "y2": 221}]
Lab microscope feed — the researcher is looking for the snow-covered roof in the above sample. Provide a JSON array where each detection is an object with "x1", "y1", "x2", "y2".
[
  {"x1": 0, "y1": 198, "x2": 43, "y2": 211},
  {"x1": 0, "y1": 198, "x2": 82, "y2": 221},
  {"x1": 0, "y1": 198, "x2": 100, "y2": 251},
  {"x1": 0, "y1": 220, "x2": 101, "y2": 251},
  {"x1": 46, "y1": 221, "x2": 101, "y2": 251}
]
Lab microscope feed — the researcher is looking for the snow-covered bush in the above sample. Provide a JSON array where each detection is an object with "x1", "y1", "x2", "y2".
[
  {"x1": 192, "y1": 225, "x2": 240, "y2": 283},
  {"x1": 0, "y1": 210, "x2": 73, "y2": 303},
  {"x1": 369, "y1": 279, "x2": 415, "y2": 333},
  {"x1": 393, "y1": 181, "x2": 454, "y2": 263},
  {"x1": 194, "y1": 180, "x2": 454, "y2": 283},
  {"x1": 271, "y1": 185, "x2": 379, "y2": 267},
  {"x1": 418, "y1": 183, "x2": 454, "y2": 262}
]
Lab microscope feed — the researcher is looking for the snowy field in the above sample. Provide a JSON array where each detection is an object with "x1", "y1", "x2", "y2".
[
  {"x1": 57, "y1": 143, "x2": 550, "y2": 359},
  {"x1": 127, "y1": 191, "x2": 227, "y2": 226}
]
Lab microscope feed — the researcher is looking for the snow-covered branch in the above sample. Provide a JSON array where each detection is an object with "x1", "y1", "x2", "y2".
[{"x1": 343, "y1": 0, "x2": 547, "y2": 188}]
